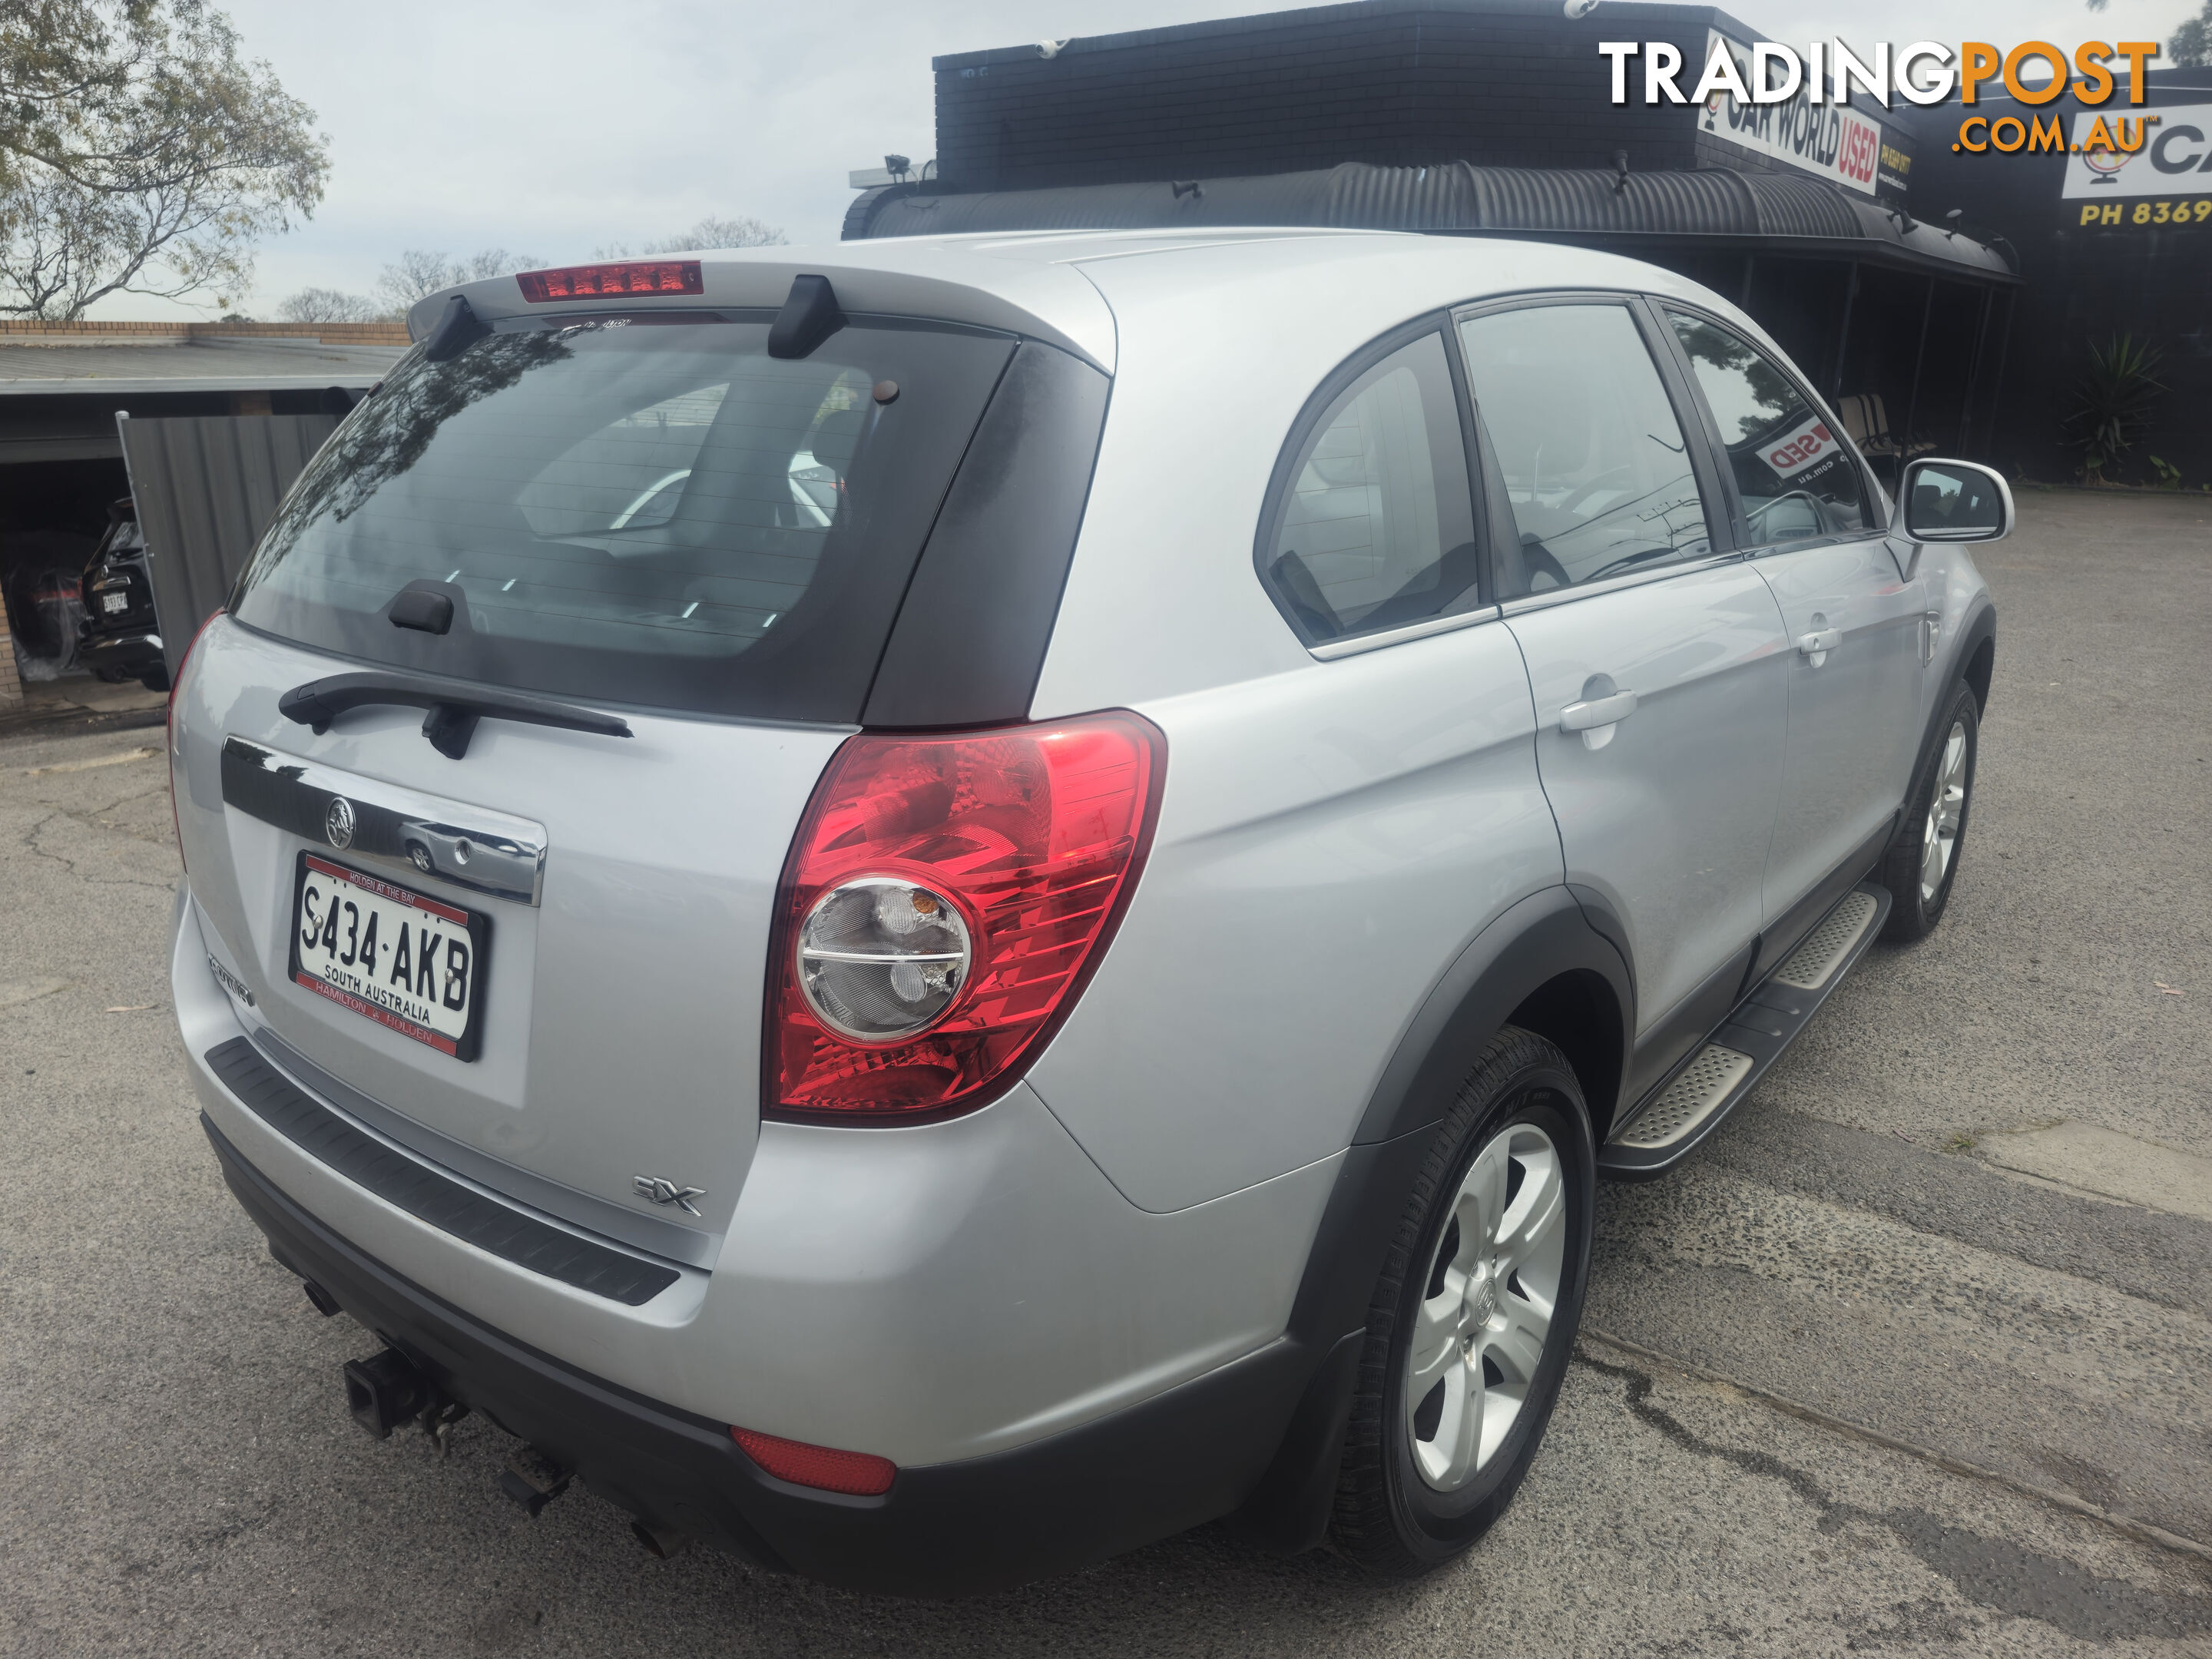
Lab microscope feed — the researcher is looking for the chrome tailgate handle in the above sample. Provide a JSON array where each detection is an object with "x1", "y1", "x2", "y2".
[{"x1": 1559, "y1": 690, "x2": 1639, "y2": 733}]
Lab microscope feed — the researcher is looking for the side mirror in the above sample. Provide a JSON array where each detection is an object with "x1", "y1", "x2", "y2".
[{"x1": 1898, "y1": 458, "x2": 2012, "y2": 544}]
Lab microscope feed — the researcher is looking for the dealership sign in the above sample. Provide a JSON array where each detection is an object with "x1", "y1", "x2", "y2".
[
  {"x1": 1757, "y1": 413, "x2": 1848, "y2": 479},
  {"x1": 1697, "y1": 32, "x2": 1884, "y2": 198},
  {"x1": 2062, "y1": 103, "x2": 2212, "y2": 198}
]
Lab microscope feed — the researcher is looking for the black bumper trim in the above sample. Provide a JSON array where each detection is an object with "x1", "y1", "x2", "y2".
[
  {"x1": 204, "y1": 1037, "x2": 680, "y2": 1306},
  {"x1": 201, "y1": 1114, "x2": 1320, "y2": 1596}
]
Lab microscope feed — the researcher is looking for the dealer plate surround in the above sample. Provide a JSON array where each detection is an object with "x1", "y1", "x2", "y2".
[{"x1": 289, "y1": 851, "x2": 491, "y2": 1061}]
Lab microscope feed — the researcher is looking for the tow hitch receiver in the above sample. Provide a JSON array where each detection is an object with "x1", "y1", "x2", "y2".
[
  {"x1": 343, "y1": 1349, "x2": 442, "y2": 1440},
  {"x1": 500, "y1": 1445, "x2": 573, "y2": 1518}
]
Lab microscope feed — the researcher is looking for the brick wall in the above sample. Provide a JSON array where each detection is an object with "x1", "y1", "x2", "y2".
[{"x1": 0, "y1": 603, "x2": 21, "y2": 711}]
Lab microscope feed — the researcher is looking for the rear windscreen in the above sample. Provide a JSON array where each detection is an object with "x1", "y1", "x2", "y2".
[{"x1": 231, "y1": 315, "x2": 1015, "y2": 722}]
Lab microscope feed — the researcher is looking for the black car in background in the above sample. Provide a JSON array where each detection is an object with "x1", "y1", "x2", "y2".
[{"x1": 75, "y1": 497, "x2": 167, "y2": 692}]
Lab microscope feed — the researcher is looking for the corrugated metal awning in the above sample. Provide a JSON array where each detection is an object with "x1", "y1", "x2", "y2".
[{"x1": 848, "y1": 162, "x2": 2018, "y2": 284}]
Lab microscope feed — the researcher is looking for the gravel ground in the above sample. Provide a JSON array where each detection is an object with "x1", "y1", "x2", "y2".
[{"x1": 2, "y1": 489, "x2": 2207, "y2": 1656}]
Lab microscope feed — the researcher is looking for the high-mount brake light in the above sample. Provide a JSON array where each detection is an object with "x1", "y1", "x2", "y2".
[
  {"x1": 767, "y1": 713, "x2": 1165, "y2": 1121},
  {"x1": 514, "y1": 261, "x2": 703, "y2": 303},
  {"x1": 167, "y1": 611, "x2": 220, "y2": 872},
  {"x1": 731, "y1": 1427, "x2": 896, "y2": 1496}
]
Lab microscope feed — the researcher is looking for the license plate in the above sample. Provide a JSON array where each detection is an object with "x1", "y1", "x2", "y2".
[
  {"x1": 101, "y1": 591, "x2": 129, "y2": 613},
  {"x1": 289, "y1": 853, "x2": 490, "y2": 1061}
]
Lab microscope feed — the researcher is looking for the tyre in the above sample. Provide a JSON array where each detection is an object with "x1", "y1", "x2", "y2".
[
  {"x1": 1331, "y1": 1026, "x2": 1594, "y2": 1577},
  {"x1": 137, "y1": 664, "x2": 171, "y2": 693},
  {"x1": 1880, "y1": 681, "x2": 1979, "y2": 942}
]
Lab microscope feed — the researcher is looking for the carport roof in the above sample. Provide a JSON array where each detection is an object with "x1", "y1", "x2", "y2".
[
  {"x1": 0, "y1": 335, "x2": 406, "y2": 396},
  {"x1": 849, "y1": 163, "x2": 2021, "y2": 285}
]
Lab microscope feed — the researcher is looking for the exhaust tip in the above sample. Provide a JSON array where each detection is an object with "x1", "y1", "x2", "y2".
[
  {"x1": 343, "y1": 1349, "x2": 437, "y2": 1440},
  {"x1": 303, "y1": 1279, "x2": 342, "y2": 1318}
]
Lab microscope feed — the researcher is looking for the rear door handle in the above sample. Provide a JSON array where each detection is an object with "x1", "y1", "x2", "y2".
[{"x1": 1559, "y1": 690, "x2": 1638, "y2": 750}]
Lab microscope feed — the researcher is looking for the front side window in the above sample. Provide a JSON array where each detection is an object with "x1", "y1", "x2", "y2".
[
  {"x1": 1259, "y1": 332, "x2": 1479, "y2": 645},
  {"x1": 1457, "y1": 303, "x2": 1711, "y2": 598},
  {"x1": 1666, "y1": 310, "x2": 1869, "y2": 546}
]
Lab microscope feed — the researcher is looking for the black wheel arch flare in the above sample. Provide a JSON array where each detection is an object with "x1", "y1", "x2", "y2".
[{"x1": 1228, "y1": 885, "x2": 1631, "y2": 1552}]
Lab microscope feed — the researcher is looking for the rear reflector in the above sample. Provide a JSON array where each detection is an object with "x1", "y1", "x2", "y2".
[
  {"x1": 514, "y1": 260, "x2": 703, "y2": 303},
  {"x1": 732, "y1": 1427, "x2": 896, "y2": 1496}
]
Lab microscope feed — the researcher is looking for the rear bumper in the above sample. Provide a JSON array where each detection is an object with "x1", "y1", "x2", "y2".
[
  {"x1": 205, "y1": 1108, "x2": 1319, "y2": 1597},
  {"x1": 75, "y1": 627, "x2": 161, "y2": 674}
]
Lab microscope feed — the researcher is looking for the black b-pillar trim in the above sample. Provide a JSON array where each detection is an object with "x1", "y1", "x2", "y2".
[{"x1": 863, "y1": 341, "x2": 1111, "y2": 727}]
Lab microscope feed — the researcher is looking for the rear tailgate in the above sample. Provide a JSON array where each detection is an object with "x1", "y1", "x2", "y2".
[
  {"x1": 177, "y1": 617, "x2": 845, "y2": 1245},
  {"x1": 171, "y1": 295, "x2": 1029, "y2": 1256}
]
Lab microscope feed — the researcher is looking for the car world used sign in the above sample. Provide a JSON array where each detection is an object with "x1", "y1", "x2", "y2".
[{"x1": 1697, "y1": 31, "x2": 1885, "y2": 199}]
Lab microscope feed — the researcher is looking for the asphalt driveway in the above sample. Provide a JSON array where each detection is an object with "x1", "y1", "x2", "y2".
[{"x1": 2, "y1": 488, "x2": 2207, "y2": 1656}]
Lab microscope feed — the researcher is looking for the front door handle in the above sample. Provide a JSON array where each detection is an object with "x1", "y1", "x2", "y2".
[
  {"x1": 1559, "y1": 689, "x2": 1638, "y2": 750},
  {"x1": 1797, "y1": 628, "x2": 1842, "y2": 666}
]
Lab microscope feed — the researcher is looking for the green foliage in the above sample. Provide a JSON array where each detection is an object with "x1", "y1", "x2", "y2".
[
  {"x1": 2065, "y1": 335, "x2": 2167, "y2": 483},
  {"x1": 593, "y1": 217, "x2": 787, "y2": 260},
  {"x1": 2149, "y1": 455, "x2": 2183, "y2": 489},
  {"x1": 376, "y1": 249, "x2": 546, "y2": 317},
  {"x1": 0, "y1": 0, "x2": 329, "y2": 318},
  {"x1": 2173, "y1": 2, "x2": 2211, "y2": 70},
  {"x1": 276, "y1": 285, "x2": 379, "y2": 324}
]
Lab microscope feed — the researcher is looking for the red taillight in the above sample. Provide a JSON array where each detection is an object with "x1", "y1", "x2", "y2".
[
  {"x1": 732, "y1": 1427, "x2": 896, "y2": 1496},
  {"x1": 167, "y1": 611, "x2": 220, "y2": 871},
  {"x1": 766, "y1": 712, "x2": 1165, "y2": 1121},
  {"x1": 513, "y1": 261, "x2": 703, "y2": 303}
]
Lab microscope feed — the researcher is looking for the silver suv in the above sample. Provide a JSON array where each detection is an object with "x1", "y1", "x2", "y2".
[{"x1": 167, "y1": 233, "x2": 2005, "y2": 1593}]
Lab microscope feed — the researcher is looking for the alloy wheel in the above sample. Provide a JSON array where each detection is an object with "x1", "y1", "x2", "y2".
[
  {"x1": 1920, "y1": 719, "x2": 1969, "y2": 905},
  {"x1": 1403, "y1": 1121, "x2": 1568, "y2": 1492}
]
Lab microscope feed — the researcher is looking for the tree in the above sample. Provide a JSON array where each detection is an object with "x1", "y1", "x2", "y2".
[
  {"x1": 375, "y1": 247, "x2": 545, "y2": 315},
  {"x1": 594, "y1": 216, "x2": 786, "y2": 260},
  {"x1": 2174, "y1": 1, "x2": 2211, "y2": 68},
  {"x1": 276, "y1": 286, "x2": 379, "y2": 323},
  {"x1": 0, "y1": 0, "x2": 329, "y2": 319},
  {"x1": 643, "y1": 215, "x2": 784, "y2": 253}
]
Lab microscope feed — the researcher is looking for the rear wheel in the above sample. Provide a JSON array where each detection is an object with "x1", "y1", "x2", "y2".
[
  {"x1": 1331, "y1": 1027, "x2": 1594, "y2": 1577},
  {"x1": 1881, "y1": 682, "x2": 1979, "y2": 942}
]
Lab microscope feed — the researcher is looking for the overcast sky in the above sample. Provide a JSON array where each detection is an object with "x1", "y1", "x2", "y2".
[{"x1": 91, "y1": 0, "x2": 2204, "y2": 320}]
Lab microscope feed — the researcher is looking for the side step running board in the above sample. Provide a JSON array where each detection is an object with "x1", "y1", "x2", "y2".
[{"x1": 1600, "y1": 882, "x2": 1890, "y2": 1180}]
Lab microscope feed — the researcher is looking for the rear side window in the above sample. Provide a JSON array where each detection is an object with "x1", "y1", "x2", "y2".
[
  {"x1": 232, "y1": 316, "x2": 1015, "y2": 723},
  {"x1": 1258, "y1": 332, "x2": 1480, "y2": 645},
  {"x1": 1458, "y1": 303, "x2": 1713, "y2": 598},
  {"x1": 1665, "y1": 310, "x2": 1870, "y2": 545}
]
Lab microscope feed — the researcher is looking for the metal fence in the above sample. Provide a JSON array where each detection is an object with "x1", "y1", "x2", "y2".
[{"x1": 115, "y1": 412, "x2": 336, "y2": 676}]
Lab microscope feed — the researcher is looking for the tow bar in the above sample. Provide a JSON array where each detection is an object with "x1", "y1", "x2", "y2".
[
  {"x1": 340, "y1": 1348, "x2": 583, "y2": 1523},
  {"x1": 341, "y1": 1348, "x2": 468, "y2": 1454}
]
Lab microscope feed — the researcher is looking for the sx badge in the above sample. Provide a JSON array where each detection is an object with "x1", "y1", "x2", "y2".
[{"x1": 634, "y1": 1175, "x2": 707, "y2": 1217}]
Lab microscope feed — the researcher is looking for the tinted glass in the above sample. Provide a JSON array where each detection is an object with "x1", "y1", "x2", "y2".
[
  {"x1": 233, "y1": 316, "x2": 1015, "y2": 722},
  {"x1": 1457, "y1": 304, "x2": 1710, "y2": 598},
  {"x1": 1667, "y1": 310, "x2": 1869, "y2": 545},
  {"x1": 1260, "y1": 332, "x2": 1479, "y2": 644}
]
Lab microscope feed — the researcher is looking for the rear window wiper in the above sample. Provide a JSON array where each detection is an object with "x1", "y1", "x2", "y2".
[{"x1": 279, "y1": 670, "x2": 632, "y2": 760}]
